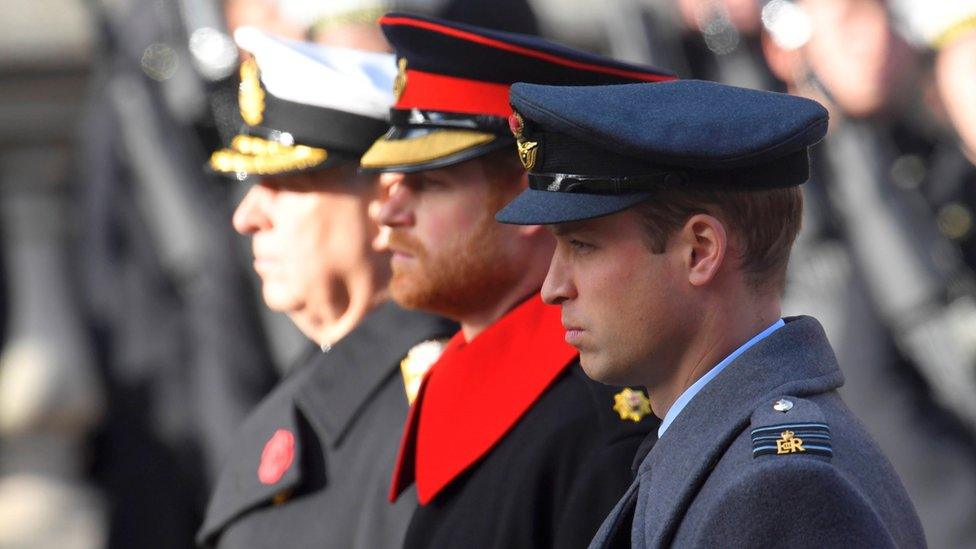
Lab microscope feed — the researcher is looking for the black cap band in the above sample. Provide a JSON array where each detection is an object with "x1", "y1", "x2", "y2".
[
  {"x1": 389, "y1": 108, "x2": 510, "y2": 135},
  {"x1": 527, "y1": 150, "x2": 812, "y2": 194},
  {"x1": 251, "y1": 93, "x2": 390, "y2": 154}
]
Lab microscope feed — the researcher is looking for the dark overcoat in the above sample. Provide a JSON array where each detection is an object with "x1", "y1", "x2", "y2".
[
  {"x1": 589, "y1": 316, "x2": 927, "y2": 548},
  {"x1": 391, "y1": 296, "x2": 659, "y2": 549},
  {"x1": 197, "y1": 303, "x2": 456, "y2": 548},
  {"x1": 402, "y1": 364, "x2": 658, "y2": 549}
]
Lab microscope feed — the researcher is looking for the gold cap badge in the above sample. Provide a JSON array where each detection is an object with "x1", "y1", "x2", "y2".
[
  {"x1": 393, "y1": 58, "x2": 408, "y2": 103},
  {"x1": 239, "y1": 58, "x2": 266, "y2": 126},
  {"x1": 508, "y1": 112, "x2": 538, "y2": 170},
  {"x1": 613, "y1": 388, "x2": 651, "y2": 422}
]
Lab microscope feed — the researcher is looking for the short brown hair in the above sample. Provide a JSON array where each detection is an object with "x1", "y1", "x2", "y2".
[
  {"x1": 475, "y1": 147, "x2": 527, "y2": 211},
  {"x1": 633, "y1": 184, "x2": 803, "y2": 293},
  {"x1": 476, "y1": 146, "x2": 526, "y2": 185}
]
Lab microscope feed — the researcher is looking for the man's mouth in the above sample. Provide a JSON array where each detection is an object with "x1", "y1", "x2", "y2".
[
  {"x1": 562, "y1": 323, "x2": 585, "y2": 346},
  {"x1": 252, "y1": 257, "x2": 275, "y2": 272},
  {"x1": 391, "y1": 249, "x2": 415, "y2": 262},
  {"x1": 388, "y1": 231, "x2": 424, "y2": 261}
]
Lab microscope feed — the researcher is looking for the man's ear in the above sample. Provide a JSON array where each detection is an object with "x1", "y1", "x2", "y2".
[{"x1": 678, "y1": 213, "x2": 728, "y2": 287}]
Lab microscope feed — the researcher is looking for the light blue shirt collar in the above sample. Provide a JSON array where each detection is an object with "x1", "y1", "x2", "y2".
[{"x1": 657, "y1": 318, "x2": 785, "y2": 438}]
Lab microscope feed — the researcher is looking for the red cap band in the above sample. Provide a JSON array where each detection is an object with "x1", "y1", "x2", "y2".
[{"x1": 396, "y1": 69, "x2": 512, "y2": 118}]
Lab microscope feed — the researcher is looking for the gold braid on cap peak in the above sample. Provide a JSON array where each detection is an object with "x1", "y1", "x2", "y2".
[
  {"x1": 209, "y1": 135, "x2": 329, "y2": 176},
  {"x1": 933, "y1": 15, "x2": 976, "y2": 49},
  {"x1": 310, "y1": 7, "x2": 387, "y2": 39}
]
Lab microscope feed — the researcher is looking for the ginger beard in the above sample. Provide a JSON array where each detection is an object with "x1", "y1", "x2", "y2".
[{"x1": 387, "y1": 194, "x2": 522, "y2": 319}]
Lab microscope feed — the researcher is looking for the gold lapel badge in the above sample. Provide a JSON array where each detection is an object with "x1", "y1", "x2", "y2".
[
  {"x1": 393, "y1": 58, "x2": 408, "y2": 102},
  {"x1": 776, "y1": 430, "x2": 806, "y2": 454},
  {"x1": 613, "y1": 388, "x2": 651, "y2": 422},
  {"x1": 400, "y1": 339, "x2": 448, "y2": 404},
  {"x1": 239, "y1": 58, "x2": 266, "y2": 126},
  {"x1": 508, "y1": 112, "x2": 538, "y2": 170}
]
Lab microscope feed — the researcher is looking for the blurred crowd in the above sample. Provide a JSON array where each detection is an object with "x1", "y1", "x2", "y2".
[{"x1": 0, "y1": 0, "x2": 974, "y2": 547}]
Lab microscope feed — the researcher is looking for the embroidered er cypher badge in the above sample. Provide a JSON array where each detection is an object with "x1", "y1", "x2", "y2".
[{"x1": 751, "y1": 423, "x2": 832, "y2": 459}]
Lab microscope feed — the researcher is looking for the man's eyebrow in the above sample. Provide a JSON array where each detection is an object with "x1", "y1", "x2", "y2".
[{"x1": 549, "y1": 222, "x2": 584, "y2": 236}]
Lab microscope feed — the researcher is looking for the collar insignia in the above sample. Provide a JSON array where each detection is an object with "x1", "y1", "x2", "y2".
[
  {"x1": 257, "y1": 428, "x2": 295, "y2": 485},
  {"x1": 393, "y1": 58, "x2": 408, "y2": 102},
  {"x1": 508, "y1": 112, "x2": 538, "y2": 170},
  {"x1": 239, "y1": 58, "x2": 266, "y2": 126},
  {"x1": 400, "y1": 339, "x2": 448, "y2": 404},
  {"x1": 613, "y1": 388, "x2": 651, "y2": 422}
]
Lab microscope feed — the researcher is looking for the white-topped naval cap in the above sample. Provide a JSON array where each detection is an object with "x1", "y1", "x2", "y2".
[{"x1": 233, "y1": 26, "x2": 396, "y2": 121}]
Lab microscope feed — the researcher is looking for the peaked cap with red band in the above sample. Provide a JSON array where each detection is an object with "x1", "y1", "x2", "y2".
[{"x1": 360, "y1": 13, "x2": 675, "y2": 173}]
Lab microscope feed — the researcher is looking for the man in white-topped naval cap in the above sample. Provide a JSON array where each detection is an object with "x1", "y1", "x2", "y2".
[{"x1": 196, "y1": 26, "x2": 455, "y2": 549}]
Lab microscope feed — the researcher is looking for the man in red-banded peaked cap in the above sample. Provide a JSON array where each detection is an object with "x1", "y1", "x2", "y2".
[
  {"x1": 367, "y1": 13, "x2": 675, "y2": 549},
  {"x1": 361, "y1": 13, "x2": 673, "y2": 172}
]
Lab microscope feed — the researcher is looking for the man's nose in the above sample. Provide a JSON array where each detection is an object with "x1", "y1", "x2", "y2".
[
  {"x1": 374, "y1": 172, "x2": 414, "y2": 228},
  {"x1": 232, "y1": 184, "x2": 273, "y2": 235},
  {"x1": 541, "y1": 247, "x2": 576, "y2": 305}
]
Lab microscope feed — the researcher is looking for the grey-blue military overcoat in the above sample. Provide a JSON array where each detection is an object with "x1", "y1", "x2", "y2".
[{"x1": 590, "y1": 316, "x2": 926, "y2": 548}]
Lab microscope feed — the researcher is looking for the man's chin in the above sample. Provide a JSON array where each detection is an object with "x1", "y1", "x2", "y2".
[
  {"x1": 388, "y1": 275, "x2": 469, "y2": 321},
  {"x1": 261, "y1": 285, "x2": 302, "y2": 314},
  {"x1": 388, "y1": 277, "x2": 433, "y2": 311},
  {"x1": 578, "y1": 353, "x2": 632, "y2": 386}
]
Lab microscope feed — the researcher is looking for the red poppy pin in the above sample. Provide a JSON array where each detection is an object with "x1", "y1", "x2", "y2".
[
  {"x1": 508, "y1": 112, "x2": 523, "y2": 137},
  {"x1": 508, "y1": 112, "x2": 538, "y2": 169},
  {"x1": 258, "y1": 429, "x2": 295, "y2": 485}
]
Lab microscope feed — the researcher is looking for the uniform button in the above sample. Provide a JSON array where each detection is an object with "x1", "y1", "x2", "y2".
[{"x1": 773, "y1": 399, "x2": 794, "y2": 412}]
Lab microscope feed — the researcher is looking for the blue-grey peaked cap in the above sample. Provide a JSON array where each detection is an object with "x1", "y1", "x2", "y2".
[{"x1": 495, "y1": 80, "x2": 829, "y2": 225}]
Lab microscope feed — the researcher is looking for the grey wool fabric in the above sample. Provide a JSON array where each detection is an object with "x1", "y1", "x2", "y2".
[
  {"x1": 196, "y1": 303, "x2": 455, "y2": 548},
  {"x1": 589, "y1": 316, "x2": 927, "y2": 548}
]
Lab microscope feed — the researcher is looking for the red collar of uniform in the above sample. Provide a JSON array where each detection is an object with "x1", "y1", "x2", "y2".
[{"x1": 389, "y1": 294, "x2": 578, "y2": 505}]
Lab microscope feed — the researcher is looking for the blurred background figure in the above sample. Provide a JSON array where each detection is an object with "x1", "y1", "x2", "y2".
[
  {"x1": 0, "y1": 1, "x2": 106, "y2": 548},
  {"x1": 1, "y1": 0, "x2": 975, "y2": 548},
  {"x1": 75, "y1": 1, "x2": 281, "y2": 547},
  {"x1": 759, "y1": 2, "x2": 976, "y2": 546}
]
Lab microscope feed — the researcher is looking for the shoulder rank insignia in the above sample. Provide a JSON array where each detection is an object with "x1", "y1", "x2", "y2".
[
  {"x1": 393, "y1": 57, "x2": 408, "y2": 102},
  {"x1": 239, "y1": 58, "x2": 266, "y2": 126},
  {"x1": 400, "y1": 339, "x2": 448, "y2": 404},
  {"x1": 258, "y1": 428, "x2": 295, "y2": 485},
  {"x1": 613, "y1": 387, "x2": 651, "y2": 422},
  {"x1": 751, "y1": 423, "x2": 832, "y2": 459},
  {"x1": 508, "y1": 112, "x2": 538, "y2": 170}
]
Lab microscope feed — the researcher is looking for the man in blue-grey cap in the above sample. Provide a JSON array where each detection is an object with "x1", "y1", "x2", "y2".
[{"x1": 497, "y1": 80, "x2": 927, "y2": 548}]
